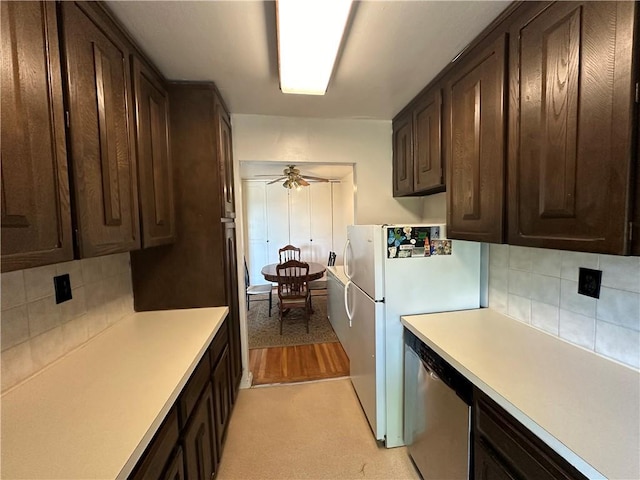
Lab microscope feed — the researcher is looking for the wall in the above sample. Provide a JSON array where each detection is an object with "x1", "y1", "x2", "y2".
[
  {"x1": 1, "y1": 253, "x2": 134, "y2": 392},
  {"x1": 231, "y1": 114, "x2": 425, "y2": 225},
  {"x1": 332, "y1": 170, "x2": 355, "y2": 264},
  {"x1": 242, "y1": 179, "x2": 350, "y2": 277},
  {"x1": 421, "y1": 192, "x2": 446, "y2": 224},
  {"x1": 487, "y1": 244, "x2": 640, "y2": 370}
]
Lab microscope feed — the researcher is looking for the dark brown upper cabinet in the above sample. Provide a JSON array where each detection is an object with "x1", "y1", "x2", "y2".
[
  {"x1": 60, "y1": 1, "x2": 140, "y2": 258},
  {"x1": 633, "y1": 115, "x2": 640, "y2": 256},
  {"x1": 446, "y1": 35, "x2": 507, "y2": 244},
  {"x1": 393, "y1": 85, "x2": 445, "y2": 197},
  {"x1": 413, "y1": 88, "x2": 444, "y2": 194},
  {"x1": 507, "y1": 1, "x2": 637, "y2": 255},
  {"x1": 1, "y1": 1, "x2": 74, "y2": 272},
  {"x1": 392, "y1": 111, "x2": 413, "y2": 196},
  {"x1": 216, "y1": 96, "x2": 235, "y2": 219},
  {"x1": 132, "y1": 57, "x2": 175, "y2": 248}
]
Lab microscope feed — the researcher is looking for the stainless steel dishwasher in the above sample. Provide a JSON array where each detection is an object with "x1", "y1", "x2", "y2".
[{"x1": 404, "y1": 330, "x2": 472, "y2": 479}]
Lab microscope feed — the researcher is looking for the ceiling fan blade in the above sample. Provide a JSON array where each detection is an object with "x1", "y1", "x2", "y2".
[
  {"x1": 302, "y1": 175, "x2": 329, "y2": 182},
  {"x1": 298, "y1": 178, "x2": 310, "y2": 186},
  {"x1": 254, "y1": 174, "x2": 283, "y2": 177},
  {"x1": 267, "y1": 176, "x2": 287, "y2": 184}
]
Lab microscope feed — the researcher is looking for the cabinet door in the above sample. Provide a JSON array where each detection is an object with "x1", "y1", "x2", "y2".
[
  {"x1": 223, "y1": 221, "x2": 242, "y2": 395},
  {"x1": 132, "y1": 57, "x2": 175, "y2": 248},
  {"x1": 216, "y1": 99, "x2": 235, "y2": 219},
  {"x1": 392, "y1": 111, "x2": 413, "y2": 197},
  {"x1": 1, "y1": 1, "x2": 73, "y2": 272},
  {"x1": 507, "y1": 2, "x2": 636, "y2": 254},
  {"x1": 309, "y1": 183, "x2": 333, "y2": 264},
  {"x1": 633, "y1": 114, "x2": 640, "y2": 255},
  {"x1": 162, "y1": 447, "x2": 185, "y2": 480},
  {"x1": 60, "y1": 2, "x2": 140, "y2": 257},
  {"x1": 212, "y1": 346, "x2": 232, "y2": 461},
  {"x1": 413, "y1": 88, "x2": 445, "y2": 194},
  {"x1": 446, "y1": 35, "x2": 506, "y2": 243},
  {"x1": 183, "y1": 384, "x2": 217, "y2": 480}
]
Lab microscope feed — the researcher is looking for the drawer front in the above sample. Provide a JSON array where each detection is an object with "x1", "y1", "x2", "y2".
[
  {"x1": 179, "y1": 350, "x2": 211, "y2": 426},
  {"x1": 210, "y1": 319, "x2": 229, "y2": 368}
]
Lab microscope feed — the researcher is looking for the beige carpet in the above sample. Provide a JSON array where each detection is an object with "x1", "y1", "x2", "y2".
[
  {"x1": 248, "y1": 293, "x2": 339, "y2": 349},
  {"x1": 217, "y1": 378, "x2": 419, "y2": 480}
]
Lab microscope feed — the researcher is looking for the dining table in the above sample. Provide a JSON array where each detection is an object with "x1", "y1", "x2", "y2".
[{"x1": 260, "y1": 262, "x2": 326, "y2": 282}]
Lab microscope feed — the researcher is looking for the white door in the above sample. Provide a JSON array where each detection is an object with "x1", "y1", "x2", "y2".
[
  {"x1": 346, "y1": 280, "x2": 385, "y2": 440},
  {"x1": 309, "y1": 183, "x2": 333, "y2": 264},
  {"x1": 243, "y1": 182, "x2": 269, "y2": 285},
  {"x1": 265, "y1": 183, "x2": 290, "y2": 264},
  {"x1": 288, "y1": 187, "x2": 311, "y2": 260}
]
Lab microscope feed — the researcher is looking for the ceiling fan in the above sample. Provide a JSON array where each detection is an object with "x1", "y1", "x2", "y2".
[{"x1": 259, "y1": 165, "x2": 329, "y2": 188}]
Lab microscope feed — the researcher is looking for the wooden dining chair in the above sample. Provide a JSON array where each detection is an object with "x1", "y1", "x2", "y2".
[
  {"x1": 278, "y1": 244, "x2": 301, "y2": 263},
  {"x1": 308, "y1": 251, "x2": 336, "y2": 308},
  {"x1": 276, "y1": 260, "x2": 311, "y2": 334},
  {"x1": 244, "y1": 258, "x2": 273, "y2": 316}
]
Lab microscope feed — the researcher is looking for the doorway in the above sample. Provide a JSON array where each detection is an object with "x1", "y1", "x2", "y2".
[{"x1": 239, "y1": 161, "x2": 354, "y2": 385}]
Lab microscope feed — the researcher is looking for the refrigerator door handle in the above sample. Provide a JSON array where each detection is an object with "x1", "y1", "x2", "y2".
[
  {"x1": 343, "y1": 239, "x2": 352, "y2": 280},
  {"x1": 344, "y1": 280, "x2": 353, "y2": 327}
]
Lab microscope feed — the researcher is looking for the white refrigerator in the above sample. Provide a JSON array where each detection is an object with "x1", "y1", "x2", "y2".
[{"x1": 343, "y1": 224, "x2": 480, "y2": 448}]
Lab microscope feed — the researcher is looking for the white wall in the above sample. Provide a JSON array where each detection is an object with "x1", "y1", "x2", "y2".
[
  {"x1": 231, "y1": 114, "x2": 424, "y2": 225},
  {"x1": 333, "y1": 171, "x2": 355, "y2": 264},
  {"x1": 422, "y1": 192, "x2": 446, "y2": 224}
]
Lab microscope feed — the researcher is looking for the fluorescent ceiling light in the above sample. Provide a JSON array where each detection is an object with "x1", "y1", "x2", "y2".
[{"x1": 276, "y1": 0, "x2": 353, "y2": 95}]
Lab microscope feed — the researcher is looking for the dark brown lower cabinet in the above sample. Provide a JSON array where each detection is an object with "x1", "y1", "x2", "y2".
[
  {"x1": 130, "y1": 319, "x2": 236, "y2": 479},
  {"x1": 473, "y1": 390, "x2": 586, "y2": 480},
  {"x1": 183, "y1": 384, "x2": 217, "y2": 480},
  {"x1": 212, "y1": 346, "x2": 231, "y2": 461},
  {"x1": 163, "y1": 447, "x2": 186, "y2": 480}
]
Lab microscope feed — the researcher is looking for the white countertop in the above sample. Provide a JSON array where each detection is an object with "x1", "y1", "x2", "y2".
[
  {"x1": 401, "y1": 308, "x2": 640, "y2": 480},
  {"x1": 1, "y1": 306, "x2": 229, "y2": 479},
  {"x1": 327, "y1": 265, "x2": 348, "y2": 285}
]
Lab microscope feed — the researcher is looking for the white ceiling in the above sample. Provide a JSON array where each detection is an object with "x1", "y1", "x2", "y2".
[{"x1": 105, "y1": 0, "x2": 510, "y2": 120}]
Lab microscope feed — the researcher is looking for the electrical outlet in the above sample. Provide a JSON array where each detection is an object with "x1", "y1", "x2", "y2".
[
  {"x1": 578, "y1": 267, "x2": 602, "y2": 299},
  {"x1": 53, "y1": 274, "x2": 72, "y2": 304}
]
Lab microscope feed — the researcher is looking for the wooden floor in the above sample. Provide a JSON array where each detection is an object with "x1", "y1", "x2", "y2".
[{"x1": 249, "y1": 342, "x2": 350, "y2": 386}]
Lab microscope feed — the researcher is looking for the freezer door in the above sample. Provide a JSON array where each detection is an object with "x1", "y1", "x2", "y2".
[
  {"x1": 346, "y1": 225, "x2": 384, "y2": 301},
  {"x1": 348, "y1": 281, "x2": 385, "y2": 440}
]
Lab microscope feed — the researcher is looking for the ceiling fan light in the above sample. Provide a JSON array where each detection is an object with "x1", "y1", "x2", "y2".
[{"x1": 276, "y1": 0, "x2": 353, "y2": 95}]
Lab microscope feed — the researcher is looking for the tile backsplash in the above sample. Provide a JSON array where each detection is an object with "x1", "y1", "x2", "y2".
[
  {"x1": 488, "y1": 244, "x2": 640, "y2": 370},
  {"x1": 1, "y1": 253, "x2": 133, "y2": 392}
]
